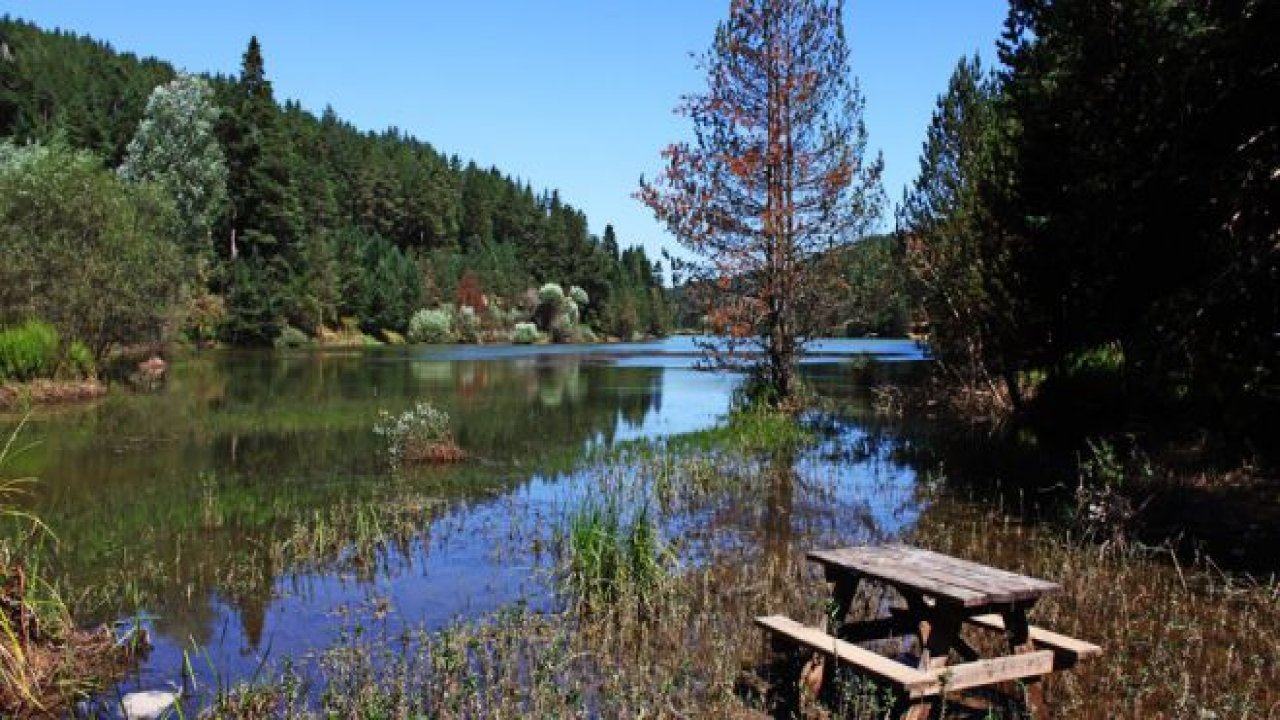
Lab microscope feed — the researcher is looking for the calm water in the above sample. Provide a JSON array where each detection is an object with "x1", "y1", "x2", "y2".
[{"x1": 1, "y1": 337, "x2": 929, "y2": 707}]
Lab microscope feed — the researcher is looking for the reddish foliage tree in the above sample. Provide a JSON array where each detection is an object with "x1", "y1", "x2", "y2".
[
  {"x1": 455, "y1": 271, "x2": 487, "y2": 313},
  {"x1": 639, "y1": 0, "x2": 884, "y2": 402}
]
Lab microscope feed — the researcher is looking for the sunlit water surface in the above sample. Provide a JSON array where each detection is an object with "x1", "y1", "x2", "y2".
[{"x1": 2, "y1": 337, "x2": 930, "y2": 709}]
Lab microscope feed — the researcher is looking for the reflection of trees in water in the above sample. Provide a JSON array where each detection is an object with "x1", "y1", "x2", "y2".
[{"x1": 18, "y1": 351, "x2": 675, "y2": 652}]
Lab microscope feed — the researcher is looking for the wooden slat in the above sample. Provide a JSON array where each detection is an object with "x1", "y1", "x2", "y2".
[
  {"x1": 808, "y1": 548, "x2": 993, "y2": 606},
  {"x1": 756, "y1": 615, "x2": 1056, "y2": 699},
  {"x1": 755, "y1": 615, "x2": 926, "y2": 688},
  {"x1": 892, "y1": 547, "x2": 1060, "y2": 596},
  {"x1": 909, "y1": 651, "x2": 1055, "y2": 698},
  {"x1": 966, "y1": 614, "x2": 1103, "y2": 660},
  {"x1": 856, "y1": 546, "x2": 1058, "y2": 599},
  {"x1": 807, "y1": 546, "x2": 1060, "y2": 607}
]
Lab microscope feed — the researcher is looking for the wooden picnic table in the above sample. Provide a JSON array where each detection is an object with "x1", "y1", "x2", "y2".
[{"x1": 756, "y1": 545, "x2": 1101, "y2": 719}]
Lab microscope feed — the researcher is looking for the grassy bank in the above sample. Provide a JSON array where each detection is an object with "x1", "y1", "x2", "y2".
[{"x1": 198, "y1": 414, "x2": 1277, "y2": 719}]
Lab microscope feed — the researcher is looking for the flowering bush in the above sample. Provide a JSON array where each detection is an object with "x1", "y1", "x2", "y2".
[
  {"x1": 512, "y1": 322, "x2": 541, "y2": 344},
  {"x1": 569, "y1": 286, "x2": 589, "y2": 306},
  {"x1": 538, "y1": 283, "x2": 565, "y2": 306},
  {"x1": 373, "y1": 402, "x2": 464, "y2": 466},
  {"x1": 408, "y1": 309, "x2": 453, "y2": 344}
]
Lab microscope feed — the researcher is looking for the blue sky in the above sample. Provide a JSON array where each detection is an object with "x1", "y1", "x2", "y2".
[{"x1": 6, "y1": 1, "x2": 1008, "y2": 260}]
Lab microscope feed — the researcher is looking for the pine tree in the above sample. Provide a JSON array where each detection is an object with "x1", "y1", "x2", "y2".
[
  {"x1": 640, "y1": 0, "x2": 884, "y2": 401},
  {"x1": 897, "y1": 55, "x2": 1014, "y2": 403},
  {"x1": 219, "y1": 36, "x2": 300, "y2": 261}
]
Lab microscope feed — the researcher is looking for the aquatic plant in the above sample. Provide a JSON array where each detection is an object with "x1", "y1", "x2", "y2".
[
  {"x1": 1, "y1": 418, "x2": 144, "y2": 716},
  {"x1": 373, "y1": 402, "x2": 464, "y2": 466},
  {"x1": 564, "y1": 500, "x2": 668, "y2": 608}
]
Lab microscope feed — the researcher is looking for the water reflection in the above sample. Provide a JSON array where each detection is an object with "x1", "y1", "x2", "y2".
[{"x1": 0, "y1": 341, "x2": 928, "y2": 698}]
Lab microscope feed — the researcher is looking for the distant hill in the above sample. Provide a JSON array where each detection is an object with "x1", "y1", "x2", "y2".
[{"x1": 0, "y1": 16, "x2": 670, "y2": 343}]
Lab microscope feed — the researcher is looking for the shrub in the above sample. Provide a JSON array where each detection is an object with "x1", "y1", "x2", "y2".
[
  {"x1": 512, "y1": 322, "x2": 540, "y2": 344},
  {"x1": 569, "y1": 286, "x2": 589, "y2": 306},
  {"x1": 66, "y1": 340, "x2": 95, "y2": 379},
  {"x1": 0, "y1": 142, "x2": 184, "y2": 359},
  {"x1": 0, "y1": 320, "x2": 59, "y2": 381},
  {"x1": 373, "y1": 402, "x2": 464, "y2": 466},
  {"x1": 538, "y1": 283, "x2": 565, "y2": 306},
  {"x1": 456, "y1": 306, "x2": 480, "y2": 344},
  {"x1": 407, "y1": 309, "x2": 453, "y2": 344},
  {"x1": 1074, "y1": 438, "x2": 1148, "y2": 544},
  {"x1": 380, "y1": 329, "x2": 406, "y2": 345},
  {"x1": 273, "y1": 326, "x2": 310, "y2": 349}
]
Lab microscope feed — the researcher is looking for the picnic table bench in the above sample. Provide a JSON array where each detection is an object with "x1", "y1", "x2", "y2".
[{"x1": 756, "y1": 545, "x2": 1101, "y2": 718}]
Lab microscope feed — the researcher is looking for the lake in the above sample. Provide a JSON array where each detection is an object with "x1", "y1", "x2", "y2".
[{"x1": 2, "y1": 337, "x2": 930, "y2": 707}]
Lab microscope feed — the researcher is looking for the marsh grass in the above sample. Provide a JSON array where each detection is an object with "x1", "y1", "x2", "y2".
[
  {"x1": 197, "y1": 430, "x2": 1278, "y2": 719},
  {"x1": 912, "y1": 513, "x2": 1278, "y2": 718},
  {"x1": 1, "y1": 417, "x2": 143, "y2": 717},
  {"x1": 563, "y1": 499, "x2": 670, "y2": 609}
]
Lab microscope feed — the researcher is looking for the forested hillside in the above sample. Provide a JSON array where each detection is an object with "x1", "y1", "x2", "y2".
[{"x1": 0, "y1": 17, "x2": 670, "y2": 355}]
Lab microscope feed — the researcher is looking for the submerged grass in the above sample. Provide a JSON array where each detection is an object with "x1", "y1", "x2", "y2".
[{"x1": 196, "y1": 420, "x2": 1278, "y2": 719}]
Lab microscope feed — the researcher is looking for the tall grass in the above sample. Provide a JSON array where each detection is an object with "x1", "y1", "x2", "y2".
[
  {"x1": 1, "y1": 415, "x2": 65, "y2": 713},
  {"x1": 0, "y1": 320, "x2": 59, "y2": 382},
  {"x1": 193, "y1": 434, "x2": 1278, "y2": 719},
  {"x1": 1, "y1": 416, "x2": 140, "y2": 717},
  {"x1": 564, "y1": 500, "x2": 669, "y2": 609}
]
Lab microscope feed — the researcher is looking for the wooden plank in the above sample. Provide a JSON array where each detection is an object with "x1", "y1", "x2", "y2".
[
  {"x1": 966, "y1": 614, "x2": 1103, "y2": 659},
  {"x1": 908, "y1": 651, "x2": 1055, "y2": 698},
  {"x1": 835, "y1": 615, "x2": 917, "y2": 643},
  {"x1": 898, "y1": 547, "x2": 1060, "y2": 595},
  {"x1": 862, "y1": 546, "x2": 1057, "y2": 601},
  {"x1": 756, "y1": 616, "x2": 1057, "y2": 700},
  {"x1": 810, "y1": 546, "x2": 1016, "y2": 604},
  {"x1": 754, "y1": 615, "x2": 926, "y2": 688},
  {"x1": 808, "y1": 549, "x2": 993, "y2": 606},
  {"x1": 807, "y1": 546, "x2": 1060, "y2": 606}
]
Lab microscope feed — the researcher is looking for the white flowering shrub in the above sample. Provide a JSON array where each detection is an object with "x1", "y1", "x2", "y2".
[
  {"x1": 538, "y1": 283, "x2": 565, "y2": 306},
  {"x1": 569, "y1": 286, "x2": 589, "y2": 306},
  {"x1": 374, "y1": 402, "x2": 460, "y2": 466},
  {"x1": 457, "y1": 305, "x2": 480, "y2": 343},
  {"x1": 512, "y1": 322, "x2": 540, "y2": 344},
  {"x1": 408, "y1": 308, "x2": 453, "y2": 344}
]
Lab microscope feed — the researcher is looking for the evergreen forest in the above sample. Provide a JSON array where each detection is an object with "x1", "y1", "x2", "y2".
[{"x1": 0, "y1": 18, "x2": 671, "y2": 359}]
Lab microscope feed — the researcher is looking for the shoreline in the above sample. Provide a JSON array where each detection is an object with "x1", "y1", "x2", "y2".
[{"x1": 0, "y1": 378, "x2": 107, "y2": 410}]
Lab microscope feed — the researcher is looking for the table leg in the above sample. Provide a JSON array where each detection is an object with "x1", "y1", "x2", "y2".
[
  {"x1": 827, "y1": 573, "x2": 861, "y2": 632},
  {"x1": 902, "y1": 600, "x2": 964, "y2": 720},
  {"x1": 1002, "y1": 605, "x2": 1048, "y2": 717},
  {"x1": 808, "y1": 574, "x2": 861, "y2": 698}
]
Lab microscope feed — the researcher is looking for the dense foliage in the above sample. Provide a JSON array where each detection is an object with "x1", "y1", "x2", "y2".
[
  {"x1": 0, "y1": 17, "x2": 671, "y2": 350},
  {"x1": 0, "y1": 142, "x2": 184, "y2": 360},
  {"x1": 900, "y1": 1, "x2": 1277, "y2": 447}
]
